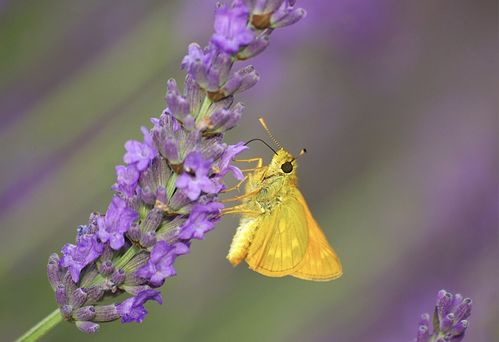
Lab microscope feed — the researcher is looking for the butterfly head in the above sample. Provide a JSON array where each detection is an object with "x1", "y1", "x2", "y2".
[{"x1": 271, "y1": 149, "x2": 298, "y2": 175}]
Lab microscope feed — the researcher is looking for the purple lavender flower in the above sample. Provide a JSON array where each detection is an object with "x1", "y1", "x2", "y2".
[
  {"x1": 178, "y1": 202, "x2": 224, "y2": 240},
  {"x1": 217, "y1": 141, "x2": 248, "y2": 180},
  {"x1": 136, "y1": 241, "x2": 190, "y2": 286},
  {"x1": 112, "y1": 165, "x2": 140, "y2": 197},
  {"x1": 414, "y1": 289, "x2": 472, "y2": 342},
  {"x1": 97, "y1": 196, "x2": 138, "y2": 250},
  {"x1": 116, "y1": 290, "x2": 163, "y2": 323},
  {"x1": 124, "y1": 128, "x2": 158, "y2": 171},
  {"x1": 60, "y1": 230, "x2": 103, "y2": 283},
  {"x1": 176, "y1": 151, "x2": 222, "y2": 201},
  {"x1": 211, "y1": 1, "x2": 254, "y2": 54},
  {"x1": 46, "y1": 0, "x2": 307, "y2": 334}
]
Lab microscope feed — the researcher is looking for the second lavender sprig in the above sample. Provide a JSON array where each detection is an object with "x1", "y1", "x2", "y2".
[{"x1": 414, "y1": 289, "x2": 472, "y2": 342}]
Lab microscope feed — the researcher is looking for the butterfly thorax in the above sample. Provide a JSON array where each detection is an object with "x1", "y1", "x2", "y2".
[{"x1": 244, "y1": 149, "x2": 298, "y2": 213}]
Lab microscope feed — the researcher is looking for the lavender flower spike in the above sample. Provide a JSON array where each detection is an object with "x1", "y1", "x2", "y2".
[
  {"x1": 414, "y1": 289, "x2": 472, "y2": 342},
  {"x1": 43, "y1": 0, "x2": 308, "y2": 335}
]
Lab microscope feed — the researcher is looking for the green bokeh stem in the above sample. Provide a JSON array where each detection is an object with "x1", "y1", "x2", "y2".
[{"x1": 16, "y1": 308, "x2": 62, "y2": 342}]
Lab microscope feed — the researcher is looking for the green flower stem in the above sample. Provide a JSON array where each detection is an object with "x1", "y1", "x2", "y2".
[
  {"x1": 195, "y1": 96, "x2": 213, "y2": 124},
  {"x1": 16, "y1": 308, "x2": 62, "y2": 342}
]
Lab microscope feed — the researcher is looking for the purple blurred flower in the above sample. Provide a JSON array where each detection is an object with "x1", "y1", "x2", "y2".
[
  {"x1": 97, "y1": 196, "x2": 138, "y2": 250},
  {"x1": 414, "y1": 289, "x2": 472, "y2": 342},
  {"x1": 116, "y1": 289, "x2": 163, "y2": 323},
  {"x1": 60, "y1": 229, "x2": 104, "y2": 283},
  {"x1": 176, "y1": 152, "x2": 222, "y2": 201},
  {"x1": 136, "y1": 241, "x2": 190, "y2": 286},
  {"x1": 178, "y1": 202, "x2": 224, "y2": 240},
  {"x1": 211, "y1": 1, "x2": 254, "y2": 54}
]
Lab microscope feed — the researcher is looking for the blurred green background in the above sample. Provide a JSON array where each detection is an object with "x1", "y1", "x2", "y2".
[{"x1": 0, "y1": 0, "x2": 497, "y2": 341}]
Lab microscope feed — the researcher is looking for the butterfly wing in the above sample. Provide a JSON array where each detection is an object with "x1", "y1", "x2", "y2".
[
  {"x1": 291, "y1": 190, "x2": 343, "y2": 281},
  {"x1": 245, "y1": 189, "x2": 310, "y2": 277}
]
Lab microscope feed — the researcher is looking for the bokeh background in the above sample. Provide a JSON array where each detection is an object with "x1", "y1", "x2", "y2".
[{"x1": 0, "y1": 0, "x2": 497, "y2": 341}]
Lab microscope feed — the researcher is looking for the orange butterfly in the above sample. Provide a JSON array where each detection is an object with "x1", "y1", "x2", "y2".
[{"x1": 222, "y1": 118, "x2": 342, "y2": 281}]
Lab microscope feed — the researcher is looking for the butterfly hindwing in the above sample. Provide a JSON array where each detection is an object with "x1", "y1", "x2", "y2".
[
  {"x1": 245, "y1": 189, "x2": 309, "y2": 277},
  {"x1": 291, "y1": 190, "x2": 343, "y2": 281}
]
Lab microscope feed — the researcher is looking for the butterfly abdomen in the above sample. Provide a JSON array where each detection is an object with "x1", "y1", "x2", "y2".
[{"x1": 227, "y1": 218, "x2": 258, "y2": 266}]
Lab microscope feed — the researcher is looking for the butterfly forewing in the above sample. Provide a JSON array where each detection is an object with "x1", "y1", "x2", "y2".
[{"x1": 245, "y1": 190, "x2": 309, "y2": 277}]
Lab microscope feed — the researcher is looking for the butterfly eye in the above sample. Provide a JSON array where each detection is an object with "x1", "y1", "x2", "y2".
[{"x1": 281, "y1": 161, "x2": 293, "y2": 173}]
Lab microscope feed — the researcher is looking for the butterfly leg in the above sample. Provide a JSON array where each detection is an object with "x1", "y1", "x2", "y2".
[
  {"x1": 222, "y1": 204, "x2": 262, "y2": 216},
  {"x1": 221, "y1": 176, "x2": 248, "y2": 193},
  {"x1": 239, "y1": 167, "x2": 265, "y2": 173},
  {"x1": 221, "y1": 188, "x2": 260, "y2": 203},
  {"x1": 234, "y1": 157, "x2": 263, "y2": 168}
]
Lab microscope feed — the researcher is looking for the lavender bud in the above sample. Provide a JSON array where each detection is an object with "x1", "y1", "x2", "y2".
[
  {"x1": 264, "y1": 0, "x2": 285, "y2": 13},
  {"x1": 86, "y1": 285, "x2": 105, "y2": 303},
  {"x1": 223, "y1": 65, "x2": 259, "y2": 96},
  {"x1": 452, "y1": 293, "x2": 463, "y2": 305},
  {"x1": 47, "y1": 253, "x2": 61, "y2": 290},
  {"x1": 94, "y1": 304, "x2": 121, "y2": 322},
  {"x1": 62, "y1": 271, "x2": 77, "y2": 298},
  {"x1": 451, "y1": 320, "x2": 468, "y2": 335},
  {"x1": 111, "y1": 269, "x2": 126, "y2": 286},
  {"x1": 75, "y1": 321, "x2": 100, "y2": 334},
  {"x1": 156, "y1": 187, "x2": 168, "y2": 204},
  {"x1": 437, "y1": 290, "x2": 453, "y2": 320},
  {"x1": 208, "y1": 102, "x2": 244, "y2": 132},
  {"x1": 163, "y1": 138, "x2": 179, "y2": 163},
  {"x1": 140, "y1": 231, "x2": 157, "y2": 248},
  {"x1": 141, "y1": 208, "x2": 164, "y2": 233},
  {"x1": 237, "y1": 30, "x2": 271, "y2": 60},
  {"x1": 416, "y1": 325, "x2": 429, "y2": 342},
  {"x1": 127, "y1": 224, "x2": 141, "y2": 242},
  {"x1": 100, "y1": 260, "x2": 115, "y2": 276},
  {"x1": 440, "y1": 313, "x2": 454, "y2": 332},
  {"x1": 166, "y1": 79, "x2": 190, "y2": 120},
  {"x1": 55, "y1": 284, "x2": 67, "y2": 306},
  {"x1": 419, "y1": 313, "x2": 431, "y2": 326},
  {"x1": 73, "y1": 306, "x2": 96, "y2": 321},
  {"x1": 60, "y1": 305, "x2": 73, "y2": 320},
  {"x1": 271, "y1": 7, "x2": 306, "y2": 28},
  {"x1": 453, "y1": 298, "x2": 472, "y2": 321},
  {"x1": 184, "y1": 75, "x2": 204, "y2": 117},
  {"x1": 70, "y1": 288, "x2": 88, "y2": 308},
  {"x1": 206, "y1": 52, "x2": 232, "y2": 92}
]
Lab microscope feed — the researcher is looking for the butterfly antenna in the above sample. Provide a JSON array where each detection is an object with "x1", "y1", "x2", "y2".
[
  {"x1": 258, "y1": 117, "x2": 282, "y2": 149},
  {"x1": 244, "y1": 138, "x2": 278, "y2": 155}
]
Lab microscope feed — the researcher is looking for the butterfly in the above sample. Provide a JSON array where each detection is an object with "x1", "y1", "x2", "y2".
[{"x1": 222, "y1": 118, "x2": 342, "y2": 281}]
